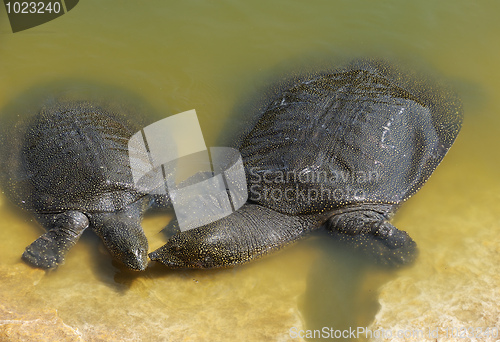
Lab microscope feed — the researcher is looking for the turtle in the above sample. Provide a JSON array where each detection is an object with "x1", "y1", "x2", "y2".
[
  {"x1": 149, "y1": 60, "x2": 463, "y2": 269},
  {"x1": 0, "y1": 100, "x2": 170, "y2": 271}
]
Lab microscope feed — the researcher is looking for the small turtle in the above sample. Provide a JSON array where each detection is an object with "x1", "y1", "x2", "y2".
[
  {"x1": 149, "y1": 60, "x2": 463, "y2": 268},
  {"x1": 0, "y1": 100, "x2": 169, "y2": 271}
]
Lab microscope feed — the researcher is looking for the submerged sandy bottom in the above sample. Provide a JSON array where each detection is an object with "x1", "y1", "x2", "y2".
[{"x1": 0, "y1": 208, "x2": 315, "y2": 341}]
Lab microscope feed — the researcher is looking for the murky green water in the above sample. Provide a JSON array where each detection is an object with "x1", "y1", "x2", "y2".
[{"x1": 1, "y1": 1, "x2": 499, "y2": 341}]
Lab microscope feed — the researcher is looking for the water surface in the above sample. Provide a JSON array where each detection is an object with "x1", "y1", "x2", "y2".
[{"x1": 1, "y1": 1, "x2": 499, "y2": 341}]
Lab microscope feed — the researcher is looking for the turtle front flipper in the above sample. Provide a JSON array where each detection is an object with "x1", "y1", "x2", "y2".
[
  {"x1": 149, "y1": 203, "x2": 324, "y2": 269},
  {"x1": 326, "y1": 208, "x2": 418, "y2": 266},
  {"x1": 90, "y1": 200, "x2": 149, "y2": 271},
  {"x1": 22, "y1": 211, "x2": 89, "y2": 269}
]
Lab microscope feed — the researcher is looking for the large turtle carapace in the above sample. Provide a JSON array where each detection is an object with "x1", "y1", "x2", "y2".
[{"x1": 150, "y1": 60, "x2": 463, "y2": 269}]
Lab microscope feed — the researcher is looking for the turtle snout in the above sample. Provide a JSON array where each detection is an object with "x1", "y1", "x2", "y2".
[
  {"x1": 148, "y1": 243, "x2": 189, "y2": 268},
  {"x1": 124, "y1": 247, "x2": 149, "y2": 271},
  {"x1": 111, "y1": 235, "x2": 149, "y2": 271}
]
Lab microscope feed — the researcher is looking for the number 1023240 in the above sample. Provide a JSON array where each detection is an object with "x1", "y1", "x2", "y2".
[{"x1": 5, "y1": 1, "x2": 62, "y2": 14}]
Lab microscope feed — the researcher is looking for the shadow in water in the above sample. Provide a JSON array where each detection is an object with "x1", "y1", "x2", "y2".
[{"x1": 299, "y1": 230, "x2": 407, "y2": 342}]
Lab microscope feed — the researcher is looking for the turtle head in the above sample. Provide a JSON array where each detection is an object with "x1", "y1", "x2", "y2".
[
  {"x1": 148, "y1": 216, "x2": 250, "y2": 269},
  {"x1": 149, "y1": 203, "x2": 322, "y2": 269},
  {"x1": 92, "y1": 213, "x2": 149, "y2": 271},
  {"x1": 108, "y1": 239, "x2": 149, "y2": 271},
  {"x1": 148, "y1": 229, "x2": 230, "y2": 269}
]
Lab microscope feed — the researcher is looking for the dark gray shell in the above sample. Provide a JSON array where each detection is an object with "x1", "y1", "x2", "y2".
[
  {"x1": 241, "y1": 60, "x2": 463, "y2": 215},
  {"x1": 1, "y1": 101, "x2": 149, "y2": 213}
]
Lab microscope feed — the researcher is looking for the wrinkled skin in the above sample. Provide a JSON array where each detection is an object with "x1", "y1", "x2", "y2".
[
  {"x1": 150, "y1": 60, "x2": 463, "y2": 269},
  {"x1": 149, "y1": 204, "x2": 325, "y2": 268},
  {"x1": 1, "y1": 100, "x2": 168, "y2": 271}
]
